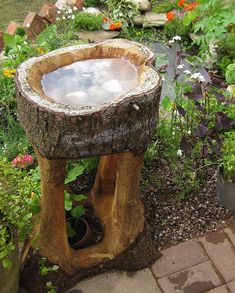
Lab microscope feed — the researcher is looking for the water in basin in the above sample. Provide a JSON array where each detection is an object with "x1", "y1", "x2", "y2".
[{"x1": 41, "y1": 58, "x2": 138, "y2": 107}]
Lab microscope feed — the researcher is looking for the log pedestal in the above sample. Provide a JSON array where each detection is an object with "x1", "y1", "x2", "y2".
[{"x1": 15, "y1": 39, "x2": 162, "y2": 289}]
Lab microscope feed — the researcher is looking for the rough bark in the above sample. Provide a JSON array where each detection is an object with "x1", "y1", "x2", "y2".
[{"x1": 15, "y1": 39, "x2": 161, "y2": 159}]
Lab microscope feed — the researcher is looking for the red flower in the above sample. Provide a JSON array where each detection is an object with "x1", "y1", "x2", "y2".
[
  {"x1": 12, "y1": 154, "x2": 34, "y2": 169},
  {"x1": 178, "y1": 0, "x2": 186, "y2": 7},
  {"x1": 109, "y1": 23, "x2": 116, "y2": 30},
  {"x1": 184, "y1": 2, "x2": 199, "y2": 10},
  {"x1": 166, "y1": 11, "x2": 174, "y2": 21}
]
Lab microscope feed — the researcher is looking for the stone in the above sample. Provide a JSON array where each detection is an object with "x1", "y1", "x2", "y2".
[
  {"x1": 227, "y1": 280, "x2": 235, "y2": 292},
  {"x1": 152, "y1": 239, "x2": 208, "y2": 278},
  {"x1": 83, "y1": 7, "x2": 101, "y2": 14},
  {"x1": 208, "y1": 285, "x2": 229, "y2": 292},
  {"x1": 225, "y1": 221, "x2": 235, "y2": 245},
  {"x1": 134, "y1": 12, "x2": 167, "y2": 27},
  {"x1": 0, "y1": 31, "x2": 4, "y2": 52},
  {"x1": 158, "y1": 261, "x2": 222, "y2": 293},
  {"x1": 66, "y1": 269, "x2": 161, "y2": 293},
  {"x1": 130, "y1": 0, "x2": 150, "y2": 12},
  {"x1": 199, "y1": 230, "x2": 235, "y2": 282},
  {"x1": 56, "y1": 0, "x2": 83, "y2": 10},
  {"x1": 78, "y1": 30, "x2": 120, "y2": 42},
  {"x1": 39, "y1": 3, "x2": 58, "y2": 23},
  {"x1": 6, "y1": 21, "x2": 21, "y2": 35},
  {"x1": 23, "y1": 12, "x2": 47, "y2": 39}
]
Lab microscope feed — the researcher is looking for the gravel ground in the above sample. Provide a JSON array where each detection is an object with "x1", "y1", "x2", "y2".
[{"x1": 140, "y1": 159, "x2": 234, "y2": 250}]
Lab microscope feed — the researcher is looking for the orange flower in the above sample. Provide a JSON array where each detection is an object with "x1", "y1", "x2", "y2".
[
  {"x1": 103, "y1": 16, "x2": 108, "y2": 23},
  {"x1": 115, "y1": 22, "x2": 122, "y2": 29},
  {"x1": 166, "y1": 11, "x2": 174, "y2": 21},
  {"x1": 184, "y1": 2, "x2": 199, "y2": 10},
  {"x1": 109, "y1": 23, "x2": 116, "y2": 30},
  {"x1": 178, "y1": 0, "x2": 185, "y2": 7}
]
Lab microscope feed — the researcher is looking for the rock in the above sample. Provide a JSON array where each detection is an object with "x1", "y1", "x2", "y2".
[
  {"x1": 6, "y1": 21, "x2": 21, "y2": 35},
  {"x1": 23, "y1": 12, "x2": 47, "y2": 39},
  {"x1": 78, "y1": 30, "x2": 120, "y2": 43},
  {"x1": 39, "y1": 3, "x2": 58, "y2": 23},
  {"x1": 82, "y1": 7, "x2": 101, "y2": 14},
  {"x1": 55, "y1": 0, "x2": 83, "y2": 10},
  {"x1": 130, "y1": 0, "x2": 151, "y2": 12},
  {"x1": 134, "y1": 12, "x2": 167, "y2": 27},
  {"x1": 0, "y1": 31, "x2": 4, "y2": 52}
]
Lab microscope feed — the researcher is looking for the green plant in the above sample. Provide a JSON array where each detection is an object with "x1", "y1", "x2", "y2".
[
  {"x1": 84, "y1": 0, "x2": 102, "y2": 7},
  {"x1": 225, "y1": 63, "x2": 235, "y2": 85},
  {"x1": 120, "y1": 26, "x2": 160, "y2": 43},
  {"x1": 75, "y1": 12, "x2": 102, "y2": 31},
  {"x1": 217, "y1": 33, "x2": 235, "y2": 75},
  {"x1": 183, "y1": 0, "x2": 235, "y2": 57},
  {"x1": 151, "y1": 0, "x2": 176, "y2": 13},
  {"x1": 220, "y1": 131, "x2": 235, "y2": 182},
  {"x1": 0, "y1": 158, "x2": 40, "y2": 268},
  {"x1": 164, "y1": 16, "x2": 192, "y2": 42},
  {"x1": 104, "y1": 0, "x2": 139, "y2": 26}
]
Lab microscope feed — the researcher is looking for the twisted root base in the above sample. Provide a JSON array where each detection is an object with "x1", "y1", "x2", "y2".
[{"x1": 21, "y1": 150, "x2": 160, "y2": 292}]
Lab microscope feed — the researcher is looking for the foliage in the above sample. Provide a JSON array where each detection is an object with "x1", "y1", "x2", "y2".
[
  {"x1": 220, "y1": 131, "x2": 235, "y2": 182},
  {"x1": 120, "y1": 26, "x2": 160, "y2": 43},
  {"x1": 183, "y1": 0, "x2": 235, "y2": 58},
  {"x1": 225, "y1": 63, "x2": 235, "y2": 85},
  {"x1": 154, "y1": 38, "x2": 235, "y2": 199},
  {"x1": 164, "y1": 16, "x2": 192, "y2": 42},
  {"x1": 103, "y1": 0, "x2": 139, "y2": 26},
  {"x1": 217, "y1": 33, "x2": 235, "y2": 75},
  {"x1": 151, "y1": 0, "x2": 176, "y2": 14},
  {"x1": 84, "y1": 0, "x2": 103, "y2": 8},
  {"x1": 0, "y1": 158, "x2": 40, "y2": 268},
  {"x1": 75, "y1": 12, "x2": 102, "y2": 31}
]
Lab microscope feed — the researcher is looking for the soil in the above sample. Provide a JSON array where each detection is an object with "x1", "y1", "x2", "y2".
[
  {"x1": 140, "y1": 159, "x2": 235, "y2": 250},
  {"x1": 70, "y1": 159, "x2": 235, "y2": 251}
]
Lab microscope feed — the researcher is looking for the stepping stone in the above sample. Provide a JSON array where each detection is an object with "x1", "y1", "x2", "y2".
[{"x1": 78, "y1": 30, "x2": 119, "y2": 43}]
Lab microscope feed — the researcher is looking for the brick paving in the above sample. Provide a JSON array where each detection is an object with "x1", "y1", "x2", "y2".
[{"x1": 67, "y1": 220, "x2": 235, "y2": 293}]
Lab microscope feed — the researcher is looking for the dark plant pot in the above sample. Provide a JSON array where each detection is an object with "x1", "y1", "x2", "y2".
[
  {"x1": 217, "y1": 169, "x2": 235, "y2": 213},
  {"x1": 68, "y1": 218, "x2": 91, "y2": 250},
  {"x1": 0, "y1": 230, "x2": 19, "y2": 293}
]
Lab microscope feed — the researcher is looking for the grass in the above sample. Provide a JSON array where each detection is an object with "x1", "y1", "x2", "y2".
[{"x1": 0, "y1": 0, "x2": 56, "y2": 30}]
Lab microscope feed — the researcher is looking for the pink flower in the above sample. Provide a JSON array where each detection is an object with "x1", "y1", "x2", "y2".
[{"x1": 12, "y1": 154, "x2": 34, "y2": 169}]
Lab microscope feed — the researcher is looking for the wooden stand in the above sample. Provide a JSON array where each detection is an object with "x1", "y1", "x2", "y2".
[{"x1": 35, "y1": 149, "x2": 145, "y2": 274}]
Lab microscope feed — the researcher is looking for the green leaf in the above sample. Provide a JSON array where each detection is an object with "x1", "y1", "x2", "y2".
[
  {"x1": 161, "y1": 96, "x2": 172, "y2": 111},
  {"x1": 3, "y1": 33, "x2": 16, "y2": 48},
  {"x1": 64, "y1": 192, "x2": 72, "y2": 211},
  {"x1": 2, "y1": 258, "x2": 12, "y2": 269},
  {"x1": 71, "y1": 206, "x2": 85, "y2": 219},
  {"x1": 183, "y1": 10, "x2": 199, "y2": 26},
  {"x1": 65, "y1": 164, "x2": 85, "y2": 184},
  {"x1": 71, "y1": 194, "x2": 87, "y2": 202}
]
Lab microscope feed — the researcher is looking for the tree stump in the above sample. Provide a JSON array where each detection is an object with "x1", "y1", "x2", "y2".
[{"x1": 15, "y1": 39, "x2": 162, "y2": 275}]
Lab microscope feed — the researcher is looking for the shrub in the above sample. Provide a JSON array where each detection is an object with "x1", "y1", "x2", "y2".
[
  {"x1": 75, "y1": 12, "x2": 102, "y2": 31},
  {"x1": 225, "y1": 64, "x2": 235, "y2": 85},
  {"x1": 164, "y1": 17, "x2": 192, "y2": 42}
]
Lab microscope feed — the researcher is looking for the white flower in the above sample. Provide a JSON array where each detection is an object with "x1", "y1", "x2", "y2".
[
  {"x1": 184, "y1": 70, "x2": 191, "y2": 75},
  {"x1": 57, "y1": 10, "x2": 61, "y2": 14},
  {"x1": 161, "y1": 76, "x2": 165, "y2": 81},
  {"x1": 26, "y1": 23, "x2": 30, "y2": 28},
  {"x1": 62, "y1": 16, "x2": 66, "y2": 20},
  {"x1": 56, "y1": 17, "x2": 60, "y2": 21},
  {"x1": 73, "y1": 6, "x2": 78, "y2": 10},
  {"x1": 67, "y1": 15, "x2": 71, "y2": 19},
  {"x1": 173, "y1": 35, "x2": 181, "y2": 41},
  {"x1": 68, "y1": 8, "x2": 73, "y2": 13},
  {"x1": 172, "y1": 131, "x2": 175, "y2": 136},
  {"x1": 177, "y1": 64, "x2": 184, "y2": 69},
  {"x1": 177, "y1": 149, "x2": 183, "y2": 156},
  {"x1": 187, "y1": 130, "x2": 191, "y2": 135},
  {"x1": 169, "y1": 40, "x2": 175, "y2": 44},
  {"x1": 191, "y1": 72, "x2": 205, "y2": 82},
  {"x1": 71, "y1": 15, "x2": 75, "y2": 20}
]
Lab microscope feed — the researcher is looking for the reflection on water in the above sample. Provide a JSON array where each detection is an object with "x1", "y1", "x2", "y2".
[{"x1": 41, "y1": 58, "x2": 138, "y2": 107}]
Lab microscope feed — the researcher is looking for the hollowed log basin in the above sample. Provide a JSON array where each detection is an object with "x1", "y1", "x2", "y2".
[{"x1": 15, "y1": 39, "x2": 162, "y2": 288}]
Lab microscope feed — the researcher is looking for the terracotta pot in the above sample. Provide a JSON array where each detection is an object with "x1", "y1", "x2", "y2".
[
  {"x1": 216, "y1": 169, "x2": 235, "y2": 213},
  {"x1": 0, "y1": 229, "x2": 19, "y2": 293},
  {"x1": 68, "y1": 218, "x2": 91, "y2": 250}
]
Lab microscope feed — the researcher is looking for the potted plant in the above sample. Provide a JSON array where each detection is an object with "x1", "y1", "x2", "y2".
[
  {"x1": 65, "y1": 191, "x2": 91, "y2": 250},
  {"x1": 0, "y1": 156, "x2": 40, "y2": 293},
  {"x1": 217, "y1": 131, "x2": 235, "y2": 212}
]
